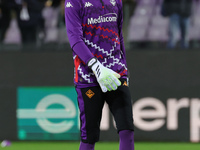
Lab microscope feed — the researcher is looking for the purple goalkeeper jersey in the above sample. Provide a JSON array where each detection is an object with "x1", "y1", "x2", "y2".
[{"x1": 65, "y1": 0, "x2": 128, "y2": 88}]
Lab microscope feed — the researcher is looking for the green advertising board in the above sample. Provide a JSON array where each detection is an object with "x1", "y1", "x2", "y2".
[{"x1": 17, "y1": 87, "x2": 80, "y2": 140}]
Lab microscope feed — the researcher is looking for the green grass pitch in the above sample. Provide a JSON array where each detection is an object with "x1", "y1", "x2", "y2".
[{"x1": 2, "y1": 142, "x2": 200, "y2": 150}]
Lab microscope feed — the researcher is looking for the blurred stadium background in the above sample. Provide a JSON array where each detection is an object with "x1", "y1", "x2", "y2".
[{"x1": 1, "y1": 0, "x2": 200, "y2": 149}]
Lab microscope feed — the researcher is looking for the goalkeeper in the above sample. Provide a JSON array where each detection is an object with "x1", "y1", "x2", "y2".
[{"x1": 65, "y1": 0, "x2": 134, "y2": 150}]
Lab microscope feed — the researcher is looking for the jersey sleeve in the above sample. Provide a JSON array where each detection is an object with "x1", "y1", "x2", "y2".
[
  {"x1": 118, "y1": 0, "x2": 126, "y2": 60},
  {"x1": 65, "y1": 0, "x2": 94, "y2": 64}
]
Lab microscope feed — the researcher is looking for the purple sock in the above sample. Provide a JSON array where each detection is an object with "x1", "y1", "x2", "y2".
[
  {"x1": 119, "y1": 130, "x2": 134, "y2": 150},
  {"x1": 79, "y1": 142, "x2": 95, "y2": 150}
]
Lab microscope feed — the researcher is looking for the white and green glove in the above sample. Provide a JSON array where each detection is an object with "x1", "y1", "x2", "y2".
[{"x1": 88, "y1": 57, "x2": 121, "y2": 93}]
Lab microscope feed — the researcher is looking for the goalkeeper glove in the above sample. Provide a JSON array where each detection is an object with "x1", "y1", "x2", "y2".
[{"x1": 88, "y1": 57, "x2": 121, "y2": 93}]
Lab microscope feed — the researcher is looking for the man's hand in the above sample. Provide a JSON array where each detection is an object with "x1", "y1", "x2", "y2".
[{"x1": 88, "y1": 57, "x2": 121, "y2": 92}]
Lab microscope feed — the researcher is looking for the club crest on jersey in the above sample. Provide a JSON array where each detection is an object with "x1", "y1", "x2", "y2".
[
  {"x1": 85, "y1": 2, "x2": 93, "y2": 7},
  {"x1": 110, "y1": 0, "x2": 116, "y2": 6},
  {"x1": 66, "y1": 2, "x2": 73, "y2": 8}
]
